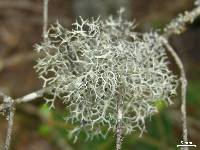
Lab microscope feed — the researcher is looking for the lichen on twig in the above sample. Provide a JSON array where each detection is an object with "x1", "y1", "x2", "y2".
[
  {"x1": 0, "y1": 92, "x2": 15, "y2": 150},
  {"x1": 35, "y1": 9, "x2": 178, "y2": 142}
]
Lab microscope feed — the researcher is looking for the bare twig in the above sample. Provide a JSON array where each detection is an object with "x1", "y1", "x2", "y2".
[
  {"x1": 43, "y1": 0, "x2": 49, "y2": 42},
  {"x1": 160, "y1": 37, "x2": 188, "y2": 150}
]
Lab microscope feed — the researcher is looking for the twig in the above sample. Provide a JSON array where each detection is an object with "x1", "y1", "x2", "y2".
[
  {"x1": 160, "y1": 37, "x2": 188, "y2": 150},
  {"x1": 0, "y1": 1, "x2": 50, "y2": 149},
  {"x1": 161, "y1": 4, "x2": 200, "y2": 150},
  {"x1": 0, "y1": 87, "x2": 51, "y2": 112},
  {"x1": 16, "y1": 87, "x2": 51, "y2": 104},
  {"x1": 0, "y1": 92, "x2": 13, "y2": 110},
  {"x1": 0, "y1": 92, "x2": 15, "y2": 150},
  {"x1": 116, "y1": 98, "x2": 123, "y2": 150},
  {"x1": 164, "y1": 6, "x2": 200, "y2": 38},
  {"x1": 3, "y1": 105, "x2": 15, "y2": 150},
  {"x1": 0, "y1": 87, "x2": 51, "y2": 150},
  {"x1": 43, "y1": 0, "x2": 49, "y2": 42}
]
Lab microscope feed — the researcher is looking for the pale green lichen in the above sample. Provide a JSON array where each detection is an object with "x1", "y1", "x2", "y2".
[{"x1": 35, "y1": 10, "x2": 178, "y2": 140}]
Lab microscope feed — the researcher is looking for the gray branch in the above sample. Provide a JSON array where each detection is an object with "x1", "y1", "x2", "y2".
[
  {"x1": 164, "y1": 5, "x2": 200, "y2": 38},
  {"x1": 43, "y1": 0, "x2": 49, "y2": 42},
  {"x1": 0, "y1": 87, "x2": 51, "y2": 112},
  {"x1": 116, "y1": 98, "x2": 123, "y2": 150},
  {"x1": 3, "y1": 104, "x2": 15, "y2": 150},
  {"x1": 161, "y1": 3, "x2": 200, "y2": 150},
  {"x1": 160, "y1": 37, "x2": 188, "y2": 150},
  {"x1": 0, "y1": 92, "x2": 15, "y2": 150}
]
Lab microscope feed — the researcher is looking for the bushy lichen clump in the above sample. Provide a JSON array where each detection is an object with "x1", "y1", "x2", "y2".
[{"x1": 35, "y1": 10, "x2": 178, "y2": 140}]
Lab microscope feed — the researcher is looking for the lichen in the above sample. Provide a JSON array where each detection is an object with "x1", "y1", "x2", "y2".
[{"x1": 35, "y1": 9, "x2": 178, "y2": 140}]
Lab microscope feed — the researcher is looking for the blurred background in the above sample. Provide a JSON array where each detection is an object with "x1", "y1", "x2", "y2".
[{"x1": 0, "y1": 0, "x2": 200, "y2": 150}]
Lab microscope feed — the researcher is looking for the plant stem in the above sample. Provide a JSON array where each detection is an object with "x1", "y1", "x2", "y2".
[
  {"x1": 164, "y1": 6, "x2": 200, "y2": 38},
  {"x1": 116, "y1": 99, "x2": 123, "y2": 150},
  {"x1": 0, "y1": 87, "x2": 51, "y2": 112},
  {"x1": 161, "y1": 37, "x2": 188, "y2": 150},
  {"x1": 2, "y1": 95, "x2": 15, "y2": 150}
]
